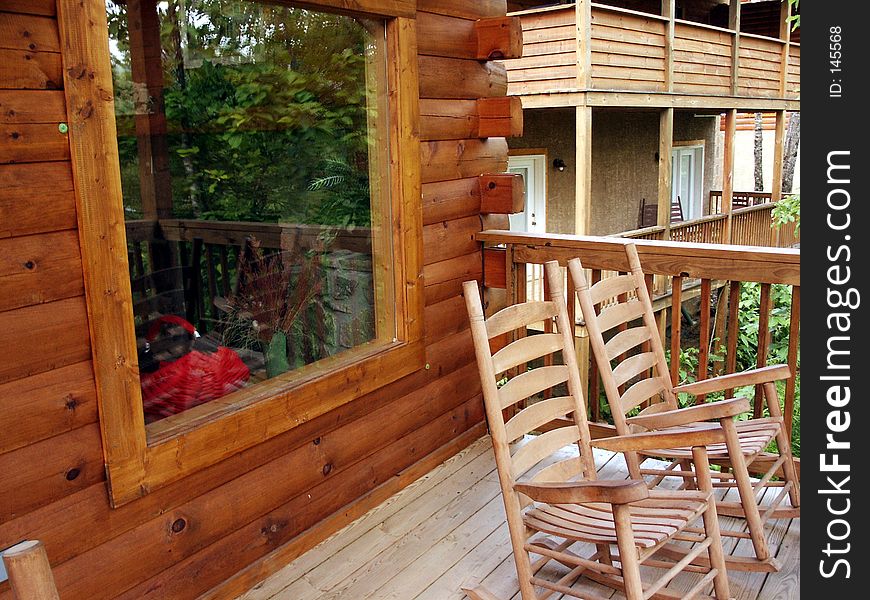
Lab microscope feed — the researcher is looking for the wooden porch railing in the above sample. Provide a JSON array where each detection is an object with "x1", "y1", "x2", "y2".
[
  {"x1": 479, "y1": 230, "x2": 800, "y2": 473},
  {"x1": 708, "y1": 190, "x2": 787, "y2": 215},
  {"x1": 619, "y1": 202, "x2": 799, "y2": 248}
]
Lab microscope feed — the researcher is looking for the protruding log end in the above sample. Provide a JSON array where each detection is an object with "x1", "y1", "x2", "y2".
[{"x1": 473, "y1": 16, "x2": 523, "y2": 61}]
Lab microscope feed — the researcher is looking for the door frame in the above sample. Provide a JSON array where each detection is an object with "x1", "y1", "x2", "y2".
[
  {"x1": 508, "y1": 148, "x2": 548, "y2": 234},
  {"x1": 672, "y1": 141, "x2": 705, "y2": 221}
]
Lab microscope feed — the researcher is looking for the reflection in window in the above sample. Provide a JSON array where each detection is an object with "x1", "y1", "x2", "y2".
[{"x1": 106, "y1": 0, "x2": 391, "y2": 424}]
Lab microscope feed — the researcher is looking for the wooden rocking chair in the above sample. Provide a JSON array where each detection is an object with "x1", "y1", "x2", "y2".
[
  {"x1": 461, "y1": 261, "x2": 731, "y2": 600},
  {"x1": 567, "y1": 243, "x2": 800, "y2": 573}
]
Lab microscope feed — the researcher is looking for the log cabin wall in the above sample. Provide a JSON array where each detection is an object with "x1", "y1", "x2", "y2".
[{"x1": 0, "y1": 1, "x2": 516, "y2": 598}]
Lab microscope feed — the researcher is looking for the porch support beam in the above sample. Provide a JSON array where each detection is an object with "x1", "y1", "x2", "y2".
[
  {"x1": 771, "y1": 110, "x2": 787, "y2": 246},
  {"x1": 575, "y1": 106, "x2": 593, "y2": 236},
  {"x1": 127, "y1": 0, "x2": 173, "y2": 221},
  {"x1": 722, "y1": 108, "x2": 737, "y2": 243},
  {"x1": 657, "y1": 107, "x2": 674, "y2": 239}
]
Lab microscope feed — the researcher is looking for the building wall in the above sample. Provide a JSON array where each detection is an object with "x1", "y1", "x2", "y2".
[
  {"x1": 0, "y1": 1, "x2": 510, "y2": 598},
  {"x1": 508, "y1": 108, "x2": 719, "y2": 235},
  {"x1": 508, "y1": 108, "x2": 576, "y2": 234}
]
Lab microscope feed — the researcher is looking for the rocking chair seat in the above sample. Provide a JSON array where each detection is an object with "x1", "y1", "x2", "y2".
[
  {"x1": 524, "y1": 491, "x2": 709, "y2": 550},
  {"x1": 637, "y1": 417, "x2": 783, "y2": 460}
]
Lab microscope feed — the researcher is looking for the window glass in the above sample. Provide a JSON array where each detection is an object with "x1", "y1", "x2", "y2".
[{"x1": 106, "y1": 0, "x2": 391, "y2": 425}]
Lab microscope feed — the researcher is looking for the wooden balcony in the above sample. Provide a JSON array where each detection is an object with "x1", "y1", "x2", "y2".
[
  {"x1": 503, "y1": 3, "x2": 800, "y2": 109},
  {"x1": 237, "y1": 436, "x2": 799, "y2": 600}
]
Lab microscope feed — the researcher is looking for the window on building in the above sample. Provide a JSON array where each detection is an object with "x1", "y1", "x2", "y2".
[
  {"x1": 79, "y1": 0, "x2": 421, "y2": 505},
  {"x1": 107, "y1": 0, "x2": 397, "y2": 427}
]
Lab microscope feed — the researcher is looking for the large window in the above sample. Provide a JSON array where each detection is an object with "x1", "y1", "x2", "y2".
[
  {"x1": 108, "y1": 0, "x2": 394, "y2": 427},
  {"x1": 65, "y1": 0, "x2": 421, "y2": 506}
]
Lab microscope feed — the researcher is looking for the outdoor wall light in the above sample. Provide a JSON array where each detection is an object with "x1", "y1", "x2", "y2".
[{"x1": 553, "y1": 158, "x2": 567, "y2": 171}]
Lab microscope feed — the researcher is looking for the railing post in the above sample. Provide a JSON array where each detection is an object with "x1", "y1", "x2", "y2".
[
  {"x1": 729, "y1": 0, "x2": 741, "y2": 95},
  {"x1": 2, "y1": 541, "x2": 61, "y2": 600},
  {"x1": 779, "y1": 0, "x2": 792, "y2": 97},
  {"x1": 576, "y1": 0, "x2": 592, "y2": 90},
  {"x1": 662, "y1": 0, "x2": 675, "y2": 92}
]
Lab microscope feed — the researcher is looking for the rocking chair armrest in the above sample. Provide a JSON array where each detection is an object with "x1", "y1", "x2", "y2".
[
  {"x1": 592, "y1": 423, "x2": 727, "y2": 453},
  {"x1": 514, "y1": 480, "x2": 649, "y2": 506},
  {"x1": 625, "y1": 397, "x2": 751, "y2": 430},
  {"x1": 672, "y1": 365, "x2": 792, "y2": 397}
]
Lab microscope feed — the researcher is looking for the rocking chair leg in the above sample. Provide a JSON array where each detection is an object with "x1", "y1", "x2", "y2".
[
  {"x1": 692, "y1": 447, "x2": 732, "y2": 600},
  {"x1": 613, "y1": 505, "x2": 645, "y2": 600},
  {"x1": 721, "y1": 418, "x2": 770, "y2": 561},
  {"x1": 764, "y1": 382, "x2": 800, "y2": 508},
  {"x1": 680, "y1": 459, "x2": 697, "y2": 489},
  {"x1": 462, "y1": 585, "x2": 507, "y2": 600}
]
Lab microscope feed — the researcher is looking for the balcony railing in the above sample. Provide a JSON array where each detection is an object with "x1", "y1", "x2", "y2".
[
  {"x1": 479, "y1": 230, "x2": 800, "y2": 475},
  {"x1": 620, "y1": 202, "x2": 799, "y2": 248},
  {"x1": 503, "y1": 3, "x2": 800, "y2": 102}
]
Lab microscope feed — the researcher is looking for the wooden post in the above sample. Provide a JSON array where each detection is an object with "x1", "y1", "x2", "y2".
[
  {"x1": 128, "y1": 0, "x2": 173, "y2": 220},
  {"x1": 576, "y1": 0, "x2": 592, "y2": 89},
  {"x1": 729, "y1": 0, "x2": 741, "y2": 95},
  {"x1": 657, "y1": 108, "x2": 674, "y2": 239},
  {"x1": 1, "y1": 541, "x2": 61, "y2": 600},
  {"x1": 127, "y1": 0, "x2": 175, "y2": 271},
  {"x1": 771, "y1": 110, "x2": 786, "y2": 246},
  {"x1": 722, "y1": 109, "x2": 737, "y2": 243},
  {"x1": 662, "y1": 0, "x2": 675, "y2": 92},
  {"x1": 575, "y1": 106, "x2": 593, "y2": 236}
]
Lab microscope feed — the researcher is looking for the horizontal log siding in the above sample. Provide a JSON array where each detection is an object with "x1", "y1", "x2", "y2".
[{"x1": 0, "y1": 1, "x2": 509, "y2": 598}]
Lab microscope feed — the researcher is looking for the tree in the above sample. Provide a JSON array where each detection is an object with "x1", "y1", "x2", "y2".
[
  {"x1": 109, "y1": 0, "x2": 378, "y2": 226},
  {"x1": 753, "y1": 112, "x2": 764, "y2": 191}
]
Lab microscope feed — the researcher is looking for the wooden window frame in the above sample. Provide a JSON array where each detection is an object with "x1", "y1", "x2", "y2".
[{"x1": 58, "y1": 0, "x2": 423, "y2": 507}]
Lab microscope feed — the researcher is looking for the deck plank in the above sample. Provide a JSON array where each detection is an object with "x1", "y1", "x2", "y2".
[
  {"x1": 756, "y1": 518, "x2": 800, "y2": 600},
  {"x1": 238, "y1": 437, "x2": 493, "y2": 600},
  {"x1": 235, "y1": 436, "x2": 798, "y2": 600}
]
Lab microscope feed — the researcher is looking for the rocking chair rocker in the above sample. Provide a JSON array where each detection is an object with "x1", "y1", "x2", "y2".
[
  {"x1": 568, "y1": 243, "x2": 800, "y2": 573},
  {"x1": 461, "y1": 261, "x2": 732, "y2": 600}
]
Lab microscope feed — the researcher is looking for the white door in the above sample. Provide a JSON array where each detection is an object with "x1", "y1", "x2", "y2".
[
  {"x1": 671, "y1": 146, "x2": 704, "y2": 221},
  {"x1": 508, "y1": 155, "x2": 547, "y2": 300}
]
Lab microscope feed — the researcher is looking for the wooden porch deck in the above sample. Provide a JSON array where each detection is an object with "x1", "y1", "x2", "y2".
[{"x1": 237, "y1": 436, "x2": 799, "y2": 600}]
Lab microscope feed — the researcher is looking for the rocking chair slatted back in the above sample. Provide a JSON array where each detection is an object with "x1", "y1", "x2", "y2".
[
  {"x1": 498, "y1": 366, "x2": 570, "y2": 410},
  {"x1": 463, "y1": 271, "x2": 597, "y2": 487},
  {"x1": 569, "y1": 245, "x2": 678, "y2": 429}
]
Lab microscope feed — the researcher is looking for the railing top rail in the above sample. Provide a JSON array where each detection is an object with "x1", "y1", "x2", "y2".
[
  {"x1": 476, "y1": 230, "x2": 799, "y2": 286},
  {"x1": 673, "y1": 212, "x2": 728, "y2": 228},
  {"x1": 591, "y1": 2, "x2": 670, "y2": 23},
  {"x1": 507, "y1": 3, "x2": 573, "y2": 17},
  {"x1": 617, "y1": 225, "x2": 665, "y2": 239},
  {"x1": 732, "y1": 202, "x2": 777, "y2": 216},
  {"x1": 739, "y1": 31, "x2": 789, "y2": 44},
  {"x1": 673, "y1": 17, "x2": 735, "y2": 36}
]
